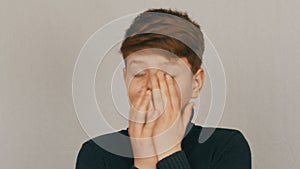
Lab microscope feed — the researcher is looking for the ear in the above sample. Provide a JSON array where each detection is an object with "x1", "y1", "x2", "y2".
[
  {"x1": 123, "y1": 67, "x2": 127, "y2": 81},
  {"x1": 191, "y1": 68, "x2": 205, "y2": 98}
]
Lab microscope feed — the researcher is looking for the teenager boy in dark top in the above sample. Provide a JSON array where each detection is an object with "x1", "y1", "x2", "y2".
[{"x1": 76, "y1": 8, "x2": 251, "y2": 169}]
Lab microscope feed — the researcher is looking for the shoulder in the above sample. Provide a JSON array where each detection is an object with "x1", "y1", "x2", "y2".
[
  {"x1": 77, "y1": 129, "x2": 131, "y2": 157},
  {"x1": 192, "y1": 124, "x2": 250, "y2": 145},
  {"x1": 191, "y1": 125, "x2": 252, "y2": 168},
  {"x1": 75, "y1": 130, "x2": 132, "y2": 168}
]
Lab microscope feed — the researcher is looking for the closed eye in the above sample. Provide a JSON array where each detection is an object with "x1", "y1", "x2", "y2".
[
  {"x1": 134, "y1": 73, "x2": 176, "y2": 78},
  {"x1": 134, "y1": 72, "x2": 146, "y2": 77},
  {"x1": 131, "y1": 68, "x2": 177, "y2": 78}
]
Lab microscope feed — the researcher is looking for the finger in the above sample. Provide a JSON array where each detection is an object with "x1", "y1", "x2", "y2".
[
  {"x1": 144, "y1": 94, "x2": 157, "y2": 134},
  {"x1": 165, "y1": 74, "x2": 180, "y2": 111},
  {"x1": 145, "y1": 93, "x2": 160, "y2": 124},
  {"x1": 151, "y1": 75, "x2": 164, "y2": 113},
  {"x1": 136, "y1": 90, "x2": 152, "y2": 136},
  {"x1": 151, "y1": 73, "x2": 159, "y2": 90},
  {"x1": 139, "y1": 90, "x2": 151, "y2": 113},
  {"x1": 157, "y1": 71, "x2": 170, "y2": 111},
  {"x1": 131, "y1": 88, "x2": 147, "y2": 109},
  {"x1": 130, "y1": 90, "x2": 152, "y2": 136},
  {"x1": 145, "y1": 92, "x2": 154, "y2": 122},
  {"x1": 129, "y1": 89, "x2": 150, "y2": 129}
]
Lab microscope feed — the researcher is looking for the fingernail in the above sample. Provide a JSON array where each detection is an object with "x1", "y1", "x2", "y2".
[
  {"x1": 158, "y1": 71, "x2": 163, "y2": 77},
  {"x1": 166, "y1": 74, "x2": 171, "y2": 80}
]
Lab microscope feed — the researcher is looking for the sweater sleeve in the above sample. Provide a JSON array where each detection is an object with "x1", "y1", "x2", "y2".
[
  {"x1": 214, "y1": 130, "x2": 252, "y2": 169},
  {"x1": 156, "y1": 151, "x2": 191, "y2": 169},
  {"x1": 130, "y1": 151, "x2": 191, "y2": 169}
]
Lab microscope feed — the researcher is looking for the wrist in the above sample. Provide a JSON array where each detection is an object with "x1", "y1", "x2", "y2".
[
  {"x1": 134, "y1": 156, "x2": 158, "y2": 169},
  {"x1": 157, "y1": 143, "x2": 182, "y2": 161}
]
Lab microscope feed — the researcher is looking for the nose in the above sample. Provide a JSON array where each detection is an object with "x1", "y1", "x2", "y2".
[{"x1": 145, "y1": 69, "x2": 161, "y2": 90}]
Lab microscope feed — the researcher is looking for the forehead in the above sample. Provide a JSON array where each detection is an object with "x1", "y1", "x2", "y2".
[
  {"x1": 126, "y1": 51, "x2": 190, "y2": 69},
  {"x1": 128, "y1": 54, "x2": 176, "y2": 66}
]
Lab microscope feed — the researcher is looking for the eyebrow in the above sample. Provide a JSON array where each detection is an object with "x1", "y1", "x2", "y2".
[
  {"x1": 128, "y1": 59, "x2": 178, "y2": 66},
  {"x1": 128, "y1": 60, "x2": 145, "y2": 66}
]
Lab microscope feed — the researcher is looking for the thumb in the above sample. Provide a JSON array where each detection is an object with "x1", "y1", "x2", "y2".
[{"x1": 182, "y1": 102, "x2": 194, "y2": 125}]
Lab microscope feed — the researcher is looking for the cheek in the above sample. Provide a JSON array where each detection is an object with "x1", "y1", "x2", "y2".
[
  {"x1": 127, "y1": 78, "x2": 145, "y2": 102},
  {"x1": 174, "y1": 77, "x2": 193, "y2": 103}
]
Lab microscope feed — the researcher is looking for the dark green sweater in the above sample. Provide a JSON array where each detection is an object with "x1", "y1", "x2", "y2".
[{"x1": 75, "y1": 123, "x2": 251, "y2": 169}]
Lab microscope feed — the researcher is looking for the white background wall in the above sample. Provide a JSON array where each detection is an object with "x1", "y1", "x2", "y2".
[{"x1": 1, "y1": 0, "x2": 299, "y2": 169}]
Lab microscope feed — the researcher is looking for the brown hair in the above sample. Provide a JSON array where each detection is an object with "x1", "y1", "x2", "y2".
[{"x1": 120, "y1": 8, "x2": 205, "y2": 74}]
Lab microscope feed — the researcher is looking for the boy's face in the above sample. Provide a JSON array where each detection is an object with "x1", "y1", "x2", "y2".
[{"x1": 123, "y1": 50, "x2": 204, "y2": 112}]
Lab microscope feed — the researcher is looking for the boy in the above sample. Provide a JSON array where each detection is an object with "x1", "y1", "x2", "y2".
[{"x1": 76, "y1": 8, "x2": 251, "y2": 169}]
